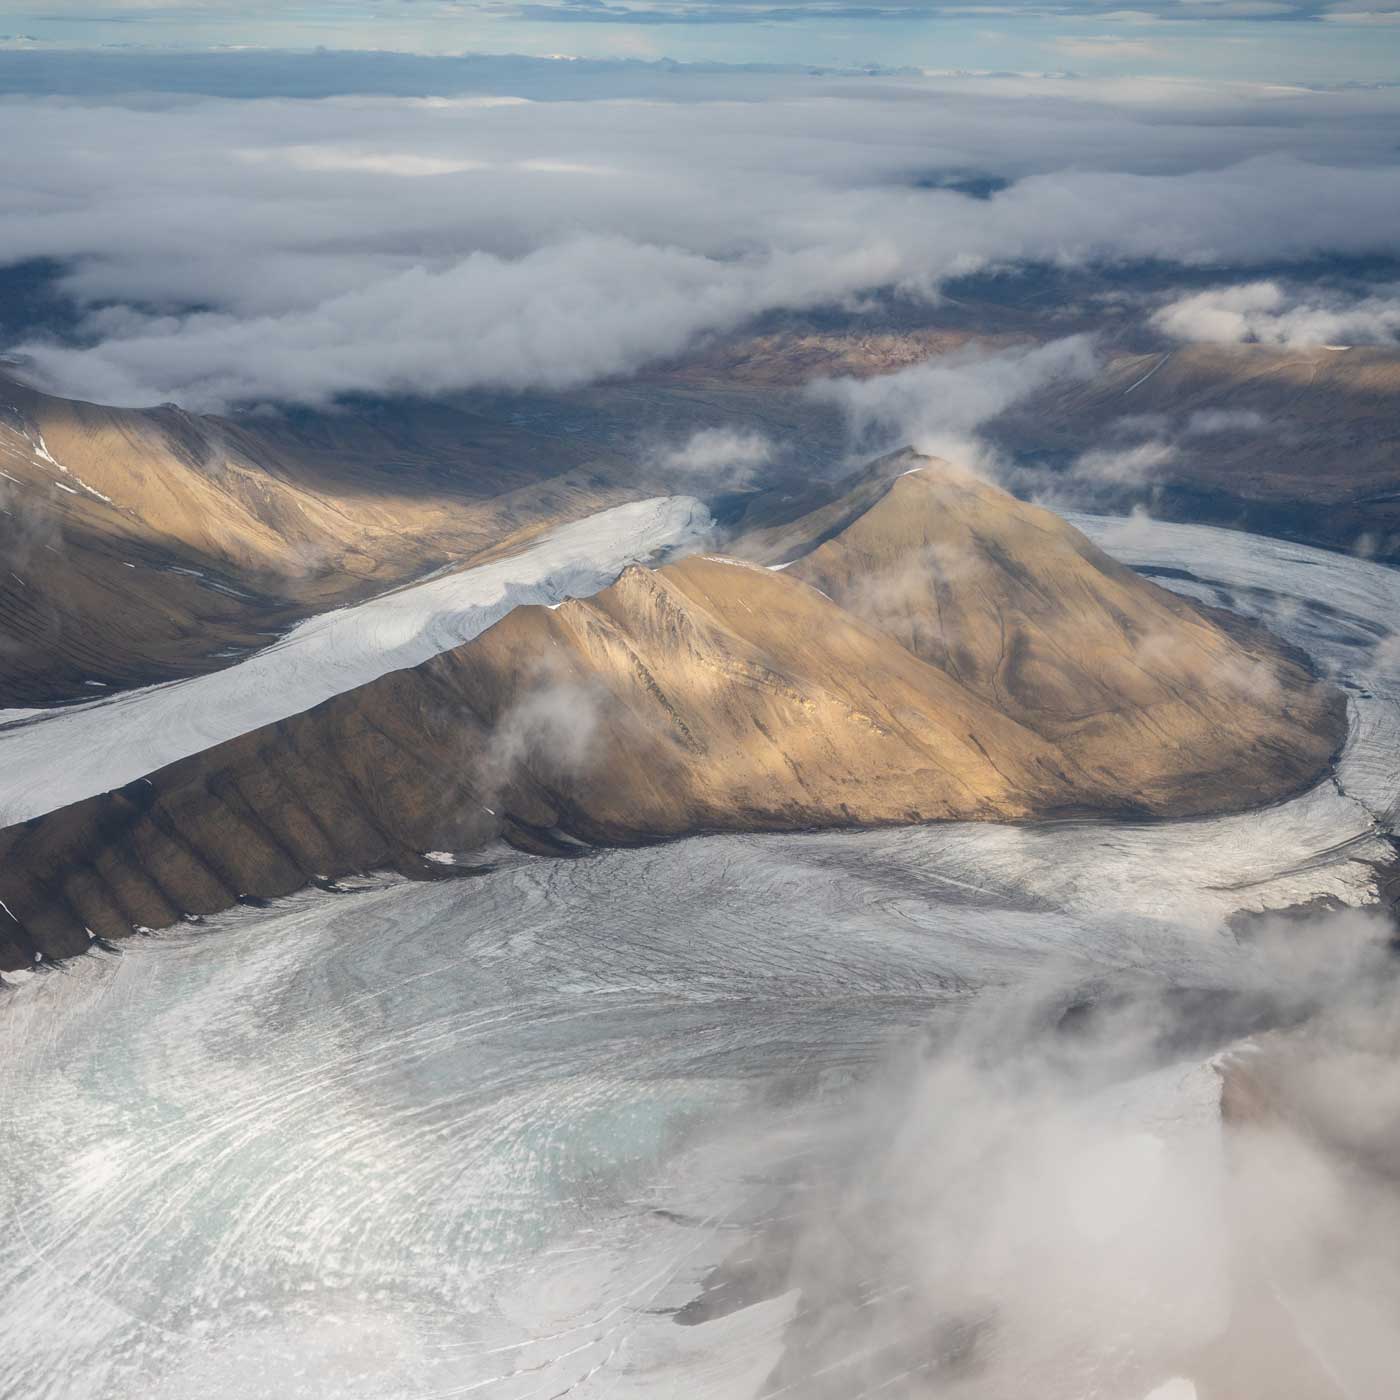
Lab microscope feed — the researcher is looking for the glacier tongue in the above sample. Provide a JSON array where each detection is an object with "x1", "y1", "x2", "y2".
[{"x1": 0, "y1": 494, "x2": 712, "y2": 826}]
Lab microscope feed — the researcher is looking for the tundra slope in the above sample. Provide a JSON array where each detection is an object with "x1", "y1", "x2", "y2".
[
  {"x1": 0, "y1": 495, "x2": 711, "y2": 828},
  {"x1": 0, "y1": 460, "x2": 1343, "y2": 969}
]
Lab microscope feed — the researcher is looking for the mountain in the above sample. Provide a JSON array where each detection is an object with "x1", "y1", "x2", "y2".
[
  {"x1": 768, "y1": 457, "x2": 1338, "y2": 815},
  {"x1": 993, "y1": 341, "x2": 1400, "y2": 560},
  {"x1": 0, "y1": 457, "x2": 1343, "y2": 969},
  {"x1": 0, "y1": 372, "x2": 648, "y2": 704}
]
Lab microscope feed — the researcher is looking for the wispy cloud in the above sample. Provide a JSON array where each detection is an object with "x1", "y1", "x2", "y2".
[
  {"x1": 1052, "y1": 33, "x2": 1163, "y2": 58},
  {"x1": 809, "y1": 336, "x2": 1100, "y2": 470},
  {"x1": 650, "y1": 427, "x2": 776, "y2": 486}
]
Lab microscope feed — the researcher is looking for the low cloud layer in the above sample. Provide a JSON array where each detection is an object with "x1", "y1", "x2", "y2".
[
  {"x1": 1072, "y1": 436, "x2": 1177, "y2": 484},
  {"x1": 1155, "y1": 279, "x2": 1400, "y2": 347},
  {"x1": 810, "y1": 336, "x2": 1100, "y2": 468},
  {"x1": 3, "y1": 66, "x2": 1400, "y2": 410},
  {"x1": 650, "y1": 427, "x2": 775, "y2": 487},
  {"x1": 773, "y1": 906, "x2": 1400, "y2": 1397},
  {"x1": 476, "y1": 669, "x2": 603, "y2": 808}
]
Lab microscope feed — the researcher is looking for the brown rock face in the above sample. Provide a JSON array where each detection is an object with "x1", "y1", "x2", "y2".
[{"x1": 0, "y1": 459, "x2": 1345, "y2": 970}]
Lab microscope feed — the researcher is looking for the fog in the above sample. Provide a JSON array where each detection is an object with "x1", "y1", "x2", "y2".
[{"x1": 766, "y1": 906, "x2": 1399, "y2": 1398}]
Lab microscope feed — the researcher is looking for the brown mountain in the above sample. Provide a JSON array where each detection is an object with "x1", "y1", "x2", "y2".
[
  {"x1": 994, "y1": 341, "x2": 1400, "y2": 560},
  {"x1": 767, "y1": 458, "x2": 1335, "y2": 816},
  {"x1": 0, "y1": 372, "x2": 645, "y2": 704},
  {"x1": 0, "y1": 459, "x2": 1344, "y2": 970}
]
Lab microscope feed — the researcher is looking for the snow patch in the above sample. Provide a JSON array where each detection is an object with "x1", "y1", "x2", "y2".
[
  {"x1": 30, "y1": 432, "x2": 114, "y2": 503},
  {"x1": 701, "y1": 554, "x2": 767, "y2": 572}
]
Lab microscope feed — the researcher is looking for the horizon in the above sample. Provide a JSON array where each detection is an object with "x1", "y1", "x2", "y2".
[{"x1": 3, "y1": 0, "x2": 1399, "y2": 87}]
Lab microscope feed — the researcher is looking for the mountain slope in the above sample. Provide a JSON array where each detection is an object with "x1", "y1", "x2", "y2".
[
  {"x1": 994, "y1": 342, "x2": 1400, "y2": 560},
  {"x1": 0, "y1": 553, "x2": 1072, "y2": 967},
  {"x1": 0, "y1": 373, "x2": 642, "y2": 704},
  {"x1": 0, "y1": 460, "x2": 1345, "y2": 969},
  {"x1": 771, "y1": 459, "x2": 1340, "y2": 815}
]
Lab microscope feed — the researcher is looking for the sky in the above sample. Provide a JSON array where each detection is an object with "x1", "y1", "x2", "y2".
[{"x1": 2, "y1": 0, "x2": 1399, "y2": 85}]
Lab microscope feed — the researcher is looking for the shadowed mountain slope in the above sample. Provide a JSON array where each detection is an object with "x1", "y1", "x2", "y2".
[
  {"x1": 0, "y1": 461, "x2": 1345, "y2": 969},
  {"x1": 994, "y1": 342, "x2": 1400, "y2": 560}
]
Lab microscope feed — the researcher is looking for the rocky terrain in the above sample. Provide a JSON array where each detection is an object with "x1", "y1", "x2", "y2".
[
  {"x1": 8, "y1": 316, "x2": 1396, "y2": 713},
  {"x1": 0, "y1": 458, "x2": 1343, "y2": 969},
  {"x1": 452, "y1": 322, "x2": 1400, "y2": 564}
]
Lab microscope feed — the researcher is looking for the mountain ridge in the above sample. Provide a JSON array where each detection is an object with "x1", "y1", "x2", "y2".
[{"x1": 0, "y1": 457, "x2": 1344, "y2": 970}]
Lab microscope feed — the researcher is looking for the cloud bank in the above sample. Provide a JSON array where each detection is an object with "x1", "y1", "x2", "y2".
[
  {"x1": 810, "y1": 336, "x2": 1100, "y2": 468},
  {"x1": 775, "y1": 906, "x2": 1400, "y2": 1398},
  {"x1": 1155, "y1": 279, "x2": 1400, "y2": 346},
  {"x1": 3, "y1": 67, "x2": 1400, "y2": 409}
]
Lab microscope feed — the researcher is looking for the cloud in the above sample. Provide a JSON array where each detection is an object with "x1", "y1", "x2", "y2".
[
  {"x1": 236, "y1": 146, "x2": 494, "y2": 177},
  {"x1": 767, "y1": 905, "x2": 1400, "y2": 1398},
  {"x1": 1154, "y1": 280, "x2": 1400, "y2": 347},
  {"x1": 3, "y1": 70, "x2": 1400, "y2": 408},
  {"x1": 651, "y1": 427, "x2": 775, "y2": 485},
  {"x1": 1021, "y1": 405, "x2": 1272, "y2": 515},
  {"x1": 1176, "y1": 0, "x2": 1297, "y2": 12},
  {"x1": 476, "y1": 669, "x2": 603, "y2": 805},
  {"x1": 1072, "y1": 437, "x2": 1175, "y2": 483},
  {"x1": 809, "y1": 336, "x2": 1100, "y2": 469},
  {"x1": 19, "y1": 0, "x2": 1327, "y2": 26},
  {"x1": 1094, "y1": 500, "x2": 1161, "y2": 550},
  {"x1": 508, "y1": 0, "x2": 953, "y2": 22},
  {"x1": 1138, "y1": 623, "x2": 1283, "y2": 699},
  {"x1": 17, "y1": 237, "x2": 907, "y2": 410},
  {"x1": 1321, "y1": 5, "x2": 1400, "y2": 18}
]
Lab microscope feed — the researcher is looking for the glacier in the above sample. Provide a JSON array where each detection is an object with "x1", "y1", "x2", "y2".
[
  {"x1": 0, "y1": 494, "x2": 712, "y2": 827},
  {"x1": 0, "y1": 512, "x2": 1397, "y2": 1398}
]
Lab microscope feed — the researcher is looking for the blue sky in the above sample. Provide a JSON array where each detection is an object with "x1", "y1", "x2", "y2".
[{"x1": 3, "y1": 1, "x2": 1398, "y2": 85}]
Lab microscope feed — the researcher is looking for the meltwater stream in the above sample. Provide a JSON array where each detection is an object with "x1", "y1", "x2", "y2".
[{"x1": 1, "y1": 515, "x2": 1399, "y2": 1400}]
